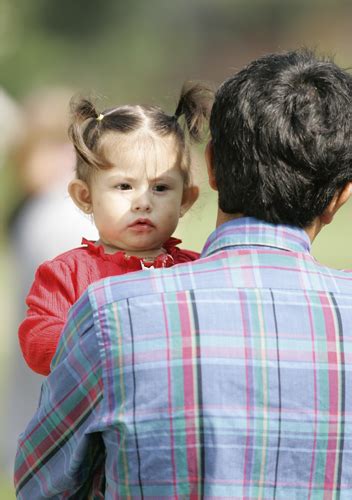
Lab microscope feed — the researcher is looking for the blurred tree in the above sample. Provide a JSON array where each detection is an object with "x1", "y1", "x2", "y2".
[{"x1": 34, "y1": 0, "x2": 117, "y2": 40}]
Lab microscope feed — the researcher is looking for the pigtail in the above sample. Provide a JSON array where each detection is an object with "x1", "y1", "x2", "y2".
[
  {"x1": 68, "y1": 98, "x2": 106, "y2": 171},
  {"x1": 174, "y1": 82, "x2": 214, "y2": 142}
]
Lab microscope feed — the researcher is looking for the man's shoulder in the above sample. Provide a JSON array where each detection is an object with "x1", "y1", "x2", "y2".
[
  {"x1": 85, "y1": 248, "x2": 352, "y2": 311},
  {"x1": 86, "y1": 257, "x2": 206, "y2": 309}
]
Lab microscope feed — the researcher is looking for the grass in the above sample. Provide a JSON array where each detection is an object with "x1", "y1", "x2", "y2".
[
  {"x1": 0, "y1": 478, "x2": 15, "y2": 499},
  {"x1": 0, "y1": 247, "x2": 15, "y2": 499}
]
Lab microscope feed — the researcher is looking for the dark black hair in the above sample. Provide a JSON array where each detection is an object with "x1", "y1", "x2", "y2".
[
  {"x1": 69, "y1": 82, "x2": 213, "y2": 187},
  {"x1": 210, "y1": 49, "x2": 352, "y2": 227}
]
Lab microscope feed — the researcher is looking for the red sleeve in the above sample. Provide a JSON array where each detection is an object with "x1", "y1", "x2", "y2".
[{"x1": 18, "y1": 259, "x2": 78, "y2": 376}]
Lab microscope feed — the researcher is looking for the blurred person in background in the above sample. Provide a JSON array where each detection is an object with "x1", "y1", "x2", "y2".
[
  {"x1": 0, "y1": 88, "x2": 23, "y2": 170},
  {"x1": 2, "y1": 87, "x2": 98, "y2": 475},
  {"x1": 7, "y1": 87, "x2": 98, "y2": 287},
  {"x1": 0, "y1": 86, "x2": 23, "y2": 477},
  {"x1": 14, "y1": 49, "x2": 352, "y2": 498}
]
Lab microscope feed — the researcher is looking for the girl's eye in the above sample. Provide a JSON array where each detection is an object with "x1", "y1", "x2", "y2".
[
  {"x1": 153, "y1": 184, "x2": 169, "y2": 192},
  {"x1": 116, "y1": 183, "x2": 132, "y2": 190}
]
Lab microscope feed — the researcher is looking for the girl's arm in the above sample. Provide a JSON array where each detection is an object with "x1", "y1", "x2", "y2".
[{"x1": 18, "y1": 259, "x2": 78, "y2": 375}]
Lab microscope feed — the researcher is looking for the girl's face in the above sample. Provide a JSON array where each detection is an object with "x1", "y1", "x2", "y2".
[{"x1": 78, "y1": 132, "x2": 196, "y2": 257}]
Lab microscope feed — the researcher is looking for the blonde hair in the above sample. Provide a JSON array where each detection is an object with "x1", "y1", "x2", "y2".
[{"x1": 68, "y1": 82, "x2": 214, "y2": 187}]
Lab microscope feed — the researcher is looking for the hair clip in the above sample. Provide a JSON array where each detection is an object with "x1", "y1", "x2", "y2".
[{"x1": 97, "y1": 113, "x2": 104, "y2": 122}]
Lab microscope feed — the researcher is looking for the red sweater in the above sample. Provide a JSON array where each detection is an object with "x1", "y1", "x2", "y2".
[{"x1": 19, "y1": 237, "x2": 199, "y2": 375}]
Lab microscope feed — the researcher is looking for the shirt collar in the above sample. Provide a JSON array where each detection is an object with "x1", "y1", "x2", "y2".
[{"x1": 201, "y1": 217, "x2": 311, "y2": 258}]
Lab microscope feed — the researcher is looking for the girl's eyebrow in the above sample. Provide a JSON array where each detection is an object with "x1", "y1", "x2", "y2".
[
  {"x1": 108, "y1": 173, "x2": 177, "y2": 183},
  {"x1": 150, "y1": 174, "x2": 176, "y2": 182},
  {"x1": 108, "y1": 174, "x2": 135, "y2": 182}
]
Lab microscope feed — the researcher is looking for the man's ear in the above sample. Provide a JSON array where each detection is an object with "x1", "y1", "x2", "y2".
[
  {"x1": 179, "y1": 185, "x2": 199, "y2": 217},
  {"x1": 205, "y1": 140, "x2": 217, "y2": 191},
  {"x1": 68, "y1": 179, "x2": 93, "y2": 214},
  {"x1": 320, "y1": 182, "x2": 352, "y2": 225}
]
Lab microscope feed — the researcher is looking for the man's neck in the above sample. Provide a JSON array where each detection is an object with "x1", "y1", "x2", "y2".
[
  {"x1": 215, "y1": 210, "x2": 243, "y2": 228},
  {"x1": 303, "y1": 218, "x2": 323, "y2": 243}
]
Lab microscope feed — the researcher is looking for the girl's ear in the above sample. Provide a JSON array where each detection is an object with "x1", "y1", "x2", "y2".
[
  {"x1": 180, "y1": 185, "x2": 199, "y2": 217},
  {"x1": 68, "y1": 179, "x2": 93, "y2": 214}
]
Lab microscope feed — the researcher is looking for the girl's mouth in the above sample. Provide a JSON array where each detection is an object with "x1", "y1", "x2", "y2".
[{"x1": 129, "y1": 218, "x2": 155, "y2": 230}]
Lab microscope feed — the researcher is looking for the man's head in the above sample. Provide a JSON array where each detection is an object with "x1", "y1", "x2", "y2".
[{"x1": 208, "y1": 49, "x2": 352, "y2": 228}]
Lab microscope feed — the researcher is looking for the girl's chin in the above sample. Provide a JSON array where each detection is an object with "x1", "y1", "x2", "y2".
[{"x1": 101, "y1": 236, "x2": 165, "y2": 257}]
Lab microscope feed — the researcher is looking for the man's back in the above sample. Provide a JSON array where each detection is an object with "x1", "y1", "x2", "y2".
[{"x1": 88, "y1": 218, "x2": 352, "y2": 498}]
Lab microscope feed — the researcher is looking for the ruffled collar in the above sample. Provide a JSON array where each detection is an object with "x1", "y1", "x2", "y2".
[{"x1": 81, "y1": 237, "x2": 182, "y2": 270}]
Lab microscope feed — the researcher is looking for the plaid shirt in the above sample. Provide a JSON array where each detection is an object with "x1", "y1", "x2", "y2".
[{"x1": 14, "y1": 217, "x2": 352, "y2": 499}]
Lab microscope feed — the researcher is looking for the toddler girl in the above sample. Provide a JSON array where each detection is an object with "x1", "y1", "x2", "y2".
[{"x1": 18, "y1": 82, "x2": 213, "y2": 376}]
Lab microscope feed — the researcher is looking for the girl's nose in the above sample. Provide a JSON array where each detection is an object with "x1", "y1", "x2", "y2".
[{"x1": 132, "y1": 193, "x2": 152, "y2": 212}]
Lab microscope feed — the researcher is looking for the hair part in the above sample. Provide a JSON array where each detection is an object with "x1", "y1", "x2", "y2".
[
  {"x1": 69, "y1": 82, "x2": 214, "y2": 188},
  {"x1": 210, "y1": 48, "x2": 352, "y2": 227}
]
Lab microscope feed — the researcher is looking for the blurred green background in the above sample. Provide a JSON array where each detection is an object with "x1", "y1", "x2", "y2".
[{"x1": 1, "y1": 0, "x2": 352, "y2": 497}]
